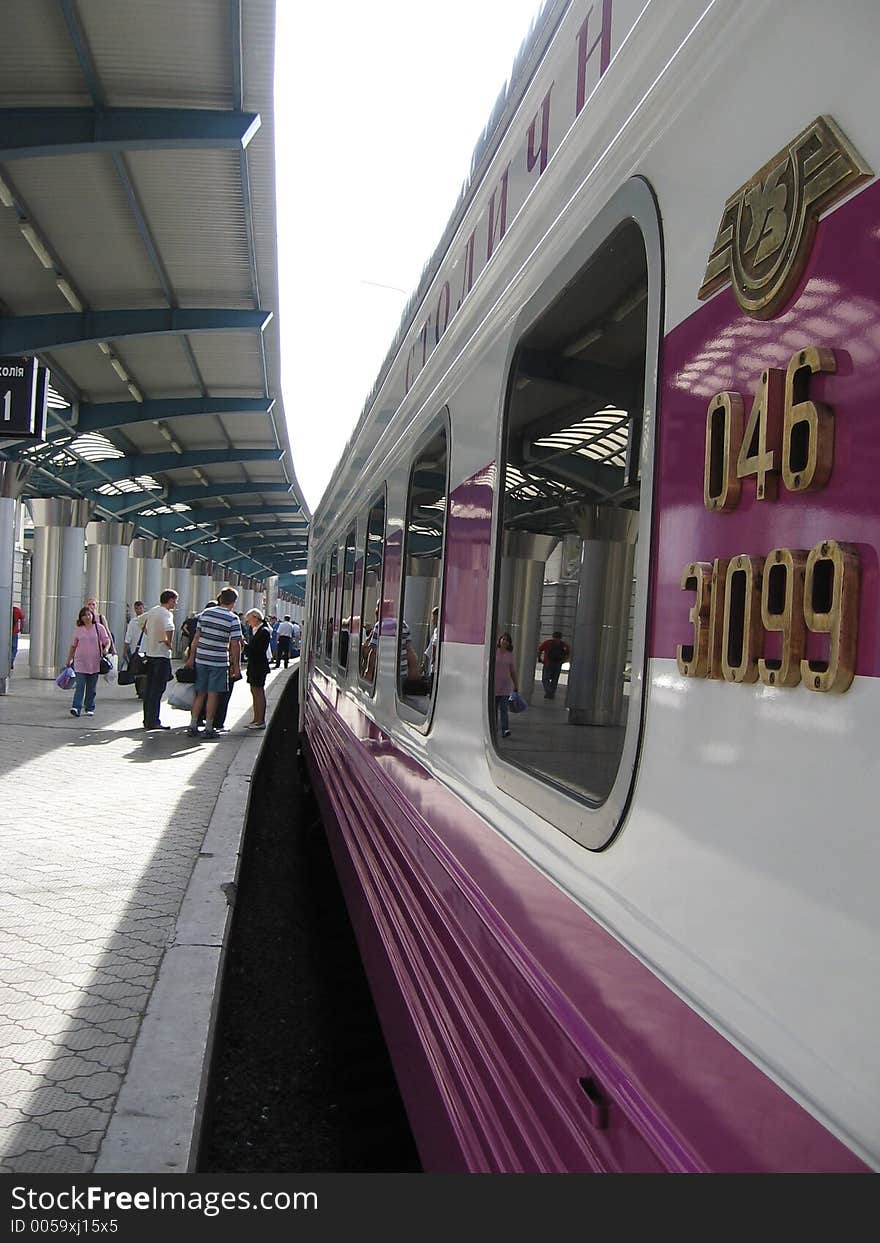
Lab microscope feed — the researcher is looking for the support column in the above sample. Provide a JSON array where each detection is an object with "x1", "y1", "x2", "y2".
[
  {"x1": 0, "y1": 462, "x2": 32, "y2": 693},
  {"x1": 86, "y1": 521, "x2": 135, "y2": 654},
  {"x1": 190, "y1": 560, "x2": 212, "y2": 613},
  {"x1": 265, "y1": 575, "x2": 278, "y2": 619},
  {"x1": 26, "y1": 497, "x2": 93, "y2": 679},
  {"x1": 164, "y1": 549, "x2": 194, "y2": 655},
  {"x1": 497, "y1": 532, "x2": 558, "y2": 704},
  {"x1": 129, "y1": 538, "x2": 167, "y2": 611},
  {"x1": 567, "y1": 508, "x2": 638, "y2": 726}
]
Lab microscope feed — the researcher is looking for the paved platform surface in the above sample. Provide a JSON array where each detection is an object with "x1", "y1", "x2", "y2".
[{"x1": 0, "y1": 644, "x2": 295, "y2": 1173}]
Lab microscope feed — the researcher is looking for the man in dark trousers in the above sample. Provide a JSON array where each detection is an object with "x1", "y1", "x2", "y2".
[
  {"x1": 274, "y1": 616, "x2": 294, "y2": 667},
  {"x1": 537, "y1": 630, "x2": 570, "y2": 700}
]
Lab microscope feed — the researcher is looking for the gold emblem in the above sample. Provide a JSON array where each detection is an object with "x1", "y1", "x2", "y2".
[{"x1": 698, "y1": 116, "x2": 871, "y2": 319}]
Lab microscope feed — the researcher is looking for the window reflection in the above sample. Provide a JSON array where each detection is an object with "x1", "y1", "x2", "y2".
[
  {"x1": 399, "y1": 426, "x2": 447, "y2": 715},
  {"x1": 494, "y1": 221, "x2": 647, "y2": 804}
]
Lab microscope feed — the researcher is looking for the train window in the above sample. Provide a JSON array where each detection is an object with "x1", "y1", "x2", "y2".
[
  {"x1": 338, "y1": 528, "x2": 356, "y2": 675},
  {"x1": 398, "y1": 422, "x2": 448, "y2": 721},
  {"x1": 359, "y1": 492, "x2": 386, "y2": 691},
  {"x1": 324, "y1": 545, "x2": 337, "y2": 664},
  {"x1": 490, "y1": 181, "x2": 661, "y2": 849},
  {"x1": 315, "y1": 558, "x2": 327, "y2": 659}
]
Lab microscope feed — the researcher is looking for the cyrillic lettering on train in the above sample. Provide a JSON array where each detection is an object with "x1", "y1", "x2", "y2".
[
  {"x1": 575, "y1": 0, "x2": 613, "y2": 117},
  {"x1": 527, "y1": 86, "x2": 554, "y2": 178},
  {"x1": 486, "y1": 164, "x2": 510, "y2": 262}
]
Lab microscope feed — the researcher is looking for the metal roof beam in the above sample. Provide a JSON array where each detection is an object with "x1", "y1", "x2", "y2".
[
  {"x1": 183, "y1": 519, "x2": 308, "y2": 538},
  {"x1": 164, "y1": 482, "x2": 295, "y2": 506},
  {"x1": 143, "y1": 508, "x2": 306, "y2": 536},
  {"x1": 0, "y1": 108, "x2": 261, "y2": 161},
  {"x1": 0, "y1": 308, "x2": 271, "y2": 356},
  {"x1": 93, "y1": 482, "x2": 296, "y2": 513},
  {"x1": 51, "y1": 447, "x2": 283, "y2": 488},
  {"x1": 69, "y1": 397, "x2": 275, "y2": 436}
]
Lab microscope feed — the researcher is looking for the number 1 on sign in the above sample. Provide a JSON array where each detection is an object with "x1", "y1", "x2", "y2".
[{"x1": 2, "y1": 390, "x2": 11, "y2": 421}]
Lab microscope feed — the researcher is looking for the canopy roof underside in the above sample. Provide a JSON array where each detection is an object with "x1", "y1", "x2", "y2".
[{"x1": 0, "y1": 0, "x2": 308, "y2": 587}]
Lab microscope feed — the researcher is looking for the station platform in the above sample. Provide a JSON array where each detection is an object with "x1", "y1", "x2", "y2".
[{"x1": 0, "y1": 643, "x2": 296, "y2": 1174}]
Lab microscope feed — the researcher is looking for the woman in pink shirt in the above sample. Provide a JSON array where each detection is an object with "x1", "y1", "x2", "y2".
[
  {"x1": 65, "y1": 606, "x2": 111, "y2": 717},
  {"x1": 494, "y1": 632, "x2": 519, "y2": 739}
]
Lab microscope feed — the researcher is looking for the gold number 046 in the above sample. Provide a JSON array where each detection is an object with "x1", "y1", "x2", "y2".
[
  {"x1": 704, "y1": 347, "x2": 835, "y2": 511},
  {"x1": 677, "y1": 540, "x2": 860, "y2": 692}
]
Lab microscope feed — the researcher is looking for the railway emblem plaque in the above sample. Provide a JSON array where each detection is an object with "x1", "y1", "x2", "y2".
[{"x1": 698, "y1": 116, "x2": 871, "y2": 319}]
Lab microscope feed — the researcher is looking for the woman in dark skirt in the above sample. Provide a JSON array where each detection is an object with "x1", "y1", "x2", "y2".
[{"x1": 244, "y1": 609, "x2": 271, "y2": 730}]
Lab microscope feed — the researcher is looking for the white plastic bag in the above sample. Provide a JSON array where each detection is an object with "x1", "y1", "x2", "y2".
[
  {"x1": 166, "y1": 680, "x2": 196, "y2": 711},
  {"x1": 102, "y1": 653, "x2": 118, "y2": 684}
]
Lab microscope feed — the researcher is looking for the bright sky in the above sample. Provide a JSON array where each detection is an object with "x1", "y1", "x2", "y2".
[{"x1": 275, "y1": 0, "x2": 542, "y2": 514}]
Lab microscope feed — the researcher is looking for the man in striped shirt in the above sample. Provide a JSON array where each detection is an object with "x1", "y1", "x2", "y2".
[{"x1": 184, "y1": 587, "x2": 243, "y2": 739}]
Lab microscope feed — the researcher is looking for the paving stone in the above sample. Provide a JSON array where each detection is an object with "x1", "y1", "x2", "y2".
[
  {"x1": 35, "y1": 1106, "x2": 110, "y2": 1140},
  {"x1": 61, "y1": 1071, "x2": 123, "y2": 1100},
  {"x1": 6, "y1": 1147, "x2": 93, "y2": 1174},
  {"x1": 0, "y1": 669, "x2": 284, "y2": 1175}
]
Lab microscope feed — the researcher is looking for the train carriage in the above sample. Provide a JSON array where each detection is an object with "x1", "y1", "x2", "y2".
[{"x1": 301, "y1": 0, "x2": 879, "y2": 1171}]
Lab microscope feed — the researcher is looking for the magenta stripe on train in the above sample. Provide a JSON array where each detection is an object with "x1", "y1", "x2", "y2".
[
  {"x1": 651, "y1": 177, "x2": 880, "y2": 674},
  {"x1": 305, "y1": 682, "x2": 868, "y2": 1171}
]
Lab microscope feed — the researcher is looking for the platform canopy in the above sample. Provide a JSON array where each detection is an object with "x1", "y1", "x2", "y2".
[{"x1": 0, "y1": 0, "x2": 308, "y2": 591}]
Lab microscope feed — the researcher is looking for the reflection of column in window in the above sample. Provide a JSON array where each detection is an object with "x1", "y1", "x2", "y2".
[
  {"x1": 497, "y1": 531, "x2": 559, "y2": 705},
  {"x1": 568, "y1": 507, "x2": 638, "y2": 727}
]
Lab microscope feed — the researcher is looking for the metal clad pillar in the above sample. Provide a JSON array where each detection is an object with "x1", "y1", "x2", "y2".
[
  {"x1": 497, "y1": 531, "x2": 558, "y2": 704},
  {"x1": 164, "y1": 549, "x2": 194, "y2": 655},
  {"x1": 190, "y1": 560, "x2": 212, "y2": 613},
  {"x1": 567, "y1": 507, "x2": 638, "y2": 726},
  {"x1": 0, "y1": 462, "x2": 32, "y2": 693},
  {"x1": 86, "y1": 521, "x2": 135, "y2": 654},
  {"x1": 265, "y1": 575, "x2": 278, "y2": 618},
  {"x1": 26, "y1": 497, "x2": 92, "y2": 679},
  {"x1": 129, "y1": 538, "x2": 167, "y2": 611}
]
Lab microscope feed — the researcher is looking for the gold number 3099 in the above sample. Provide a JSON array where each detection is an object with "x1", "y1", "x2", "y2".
[{"x1": 677, "y1": 540, "x2": 860, "y2": 692}]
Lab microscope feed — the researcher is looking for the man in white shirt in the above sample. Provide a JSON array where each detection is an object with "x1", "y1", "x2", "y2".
[
  {"x1": 291, "y1": 619, "x2": 302, "y2": 654},
  {"x1": 140, "y1": 589, "x2": 178, "y2": 731},
  {"x1": 274, "y1": 616, "x2": 294, "y2": 668},
  {"x1": 123, "y1": 601, "x2": 146, "y2": 699}
]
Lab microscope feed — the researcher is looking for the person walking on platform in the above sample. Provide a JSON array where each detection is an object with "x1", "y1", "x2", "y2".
[
  {"x1": 291, "y1": 618, "x2": 302, "y2": 655},
  {"x1": 274, "y1": 616, "x2": 294, "y2": 667},
  {"x1": 184, "y1": 588, "x2": 243, "y2": 740},
  {"x1": 85, "y1": 596, "x2": 117, "y2": 657},
  {"x1": 537, "y1": 630, "x2": 570, "y2": 700},
  {"x1": 140, "y1": 590, "x2": 178, "y2": 731},
  {"x1": 123, "y1": 600, "x2": 147, "y2": 698},
  {"x1": 10, "y1": 604, "x2": 24, "y2": 669},
  {"x1": 65, "y1": 606, "x2": 111, "y2": 717},
  {"x1": 244, "y1": 608, "x2": 271, "y2": 729}
]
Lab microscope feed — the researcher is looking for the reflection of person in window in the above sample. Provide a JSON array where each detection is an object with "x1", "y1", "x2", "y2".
[
  {"x1": 494, "y1": 632, "x2": 518, "y2": 738},
  {"x1": 362, "y1": 602, "x2": 380, "y2": 681},
  {"x1": 400, "y1": 619, "x2": 421, "y2": 695},
  {"x1": 538, "y1": 631, "x2": 570, "y2": 699},
  {"x1": 423, "y1": 605, "x2": 439, "y2": 691}
]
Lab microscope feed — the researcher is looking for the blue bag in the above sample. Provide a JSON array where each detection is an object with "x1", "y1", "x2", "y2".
[
  {"x1": 56, "y1": 666, "x2": 75, "y2": 690},
  {"x1": 508, "y1": 691, "x2": 528, "y2": 713}
]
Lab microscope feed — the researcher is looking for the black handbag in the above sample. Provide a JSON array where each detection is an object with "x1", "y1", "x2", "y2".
[
  {"x1": 99, "y1": 654, "x2": 112, "y2": 675},
  {"x1": 175, "y1": 665, "x2": 196, "y2": 683}
]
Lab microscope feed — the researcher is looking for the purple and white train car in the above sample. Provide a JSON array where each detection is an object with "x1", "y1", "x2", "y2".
[{"x1": 301, "y1": 0, "x2": 879, "y2": 1172}]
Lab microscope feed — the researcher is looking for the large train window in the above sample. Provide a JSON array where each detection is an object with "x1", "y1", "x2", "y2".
[
  {"x1": 324, "y1": 545, "x2": 338, "y2": 664},
  {"x1": 359, "y1": 492, "x2": 386, "y2": 691},
  {"x1": 397, "y1": 421, "x2": 448, "y2": 724},
  {"x1": 489, "y1": 179, "x2": 661, "y2": 850},
  {"x1": 337, "y1": 528, "x2": 356, "y2": 675},
  {"x1": 315, "y1": 557, "x2": 328, "y2": 660}
]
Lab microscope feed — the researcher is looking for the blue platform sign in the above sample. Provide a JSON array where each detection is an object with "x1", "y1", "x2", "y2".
[{"x1": 0, "y1": 355, "x2": 48, "y2": 440}]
